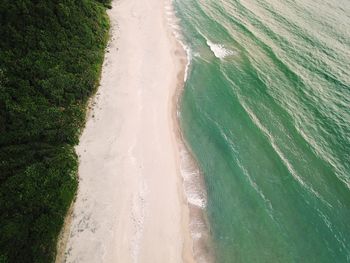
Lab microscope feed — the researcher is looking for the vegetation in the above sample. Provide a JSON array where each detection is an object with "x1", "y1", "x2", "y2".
[{"x1": 0, "y1": 0, "x2": 110, "y2": 262}]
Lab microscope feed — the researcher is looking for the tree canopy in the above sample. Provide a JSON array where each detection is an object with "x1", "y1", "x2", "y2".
[{"x1": 0, "y1": 0, "x2": 110, "y2": 262}]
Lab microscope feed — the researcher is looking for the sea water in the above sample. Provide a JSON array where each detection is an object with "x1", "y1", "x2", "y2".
[{"x1": 173, "y1": 0, "x2": 350, "y2": 262}]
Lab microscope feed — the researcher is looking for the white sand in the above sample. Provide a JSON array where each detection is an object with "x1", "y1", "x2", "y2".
[{"x1": 57, "y1": 0, "x2": 195, "y2": 262}]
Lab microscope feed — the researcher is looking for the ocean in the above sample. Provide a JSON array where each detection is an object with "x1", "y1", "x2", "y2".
[{"x1": 172, "y1": 0, "x2": 350, "y2": 262}]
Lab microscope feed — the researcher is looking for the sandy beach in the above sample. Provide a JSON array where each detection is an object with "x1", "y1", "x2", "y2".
[{"x1": 56, "y1": 0, "x2": 195, "y2": 262}]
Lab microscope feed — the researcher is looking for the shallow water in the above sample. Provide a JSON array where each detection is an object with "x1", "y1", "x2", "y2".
[{"x1": 174, "y1": 0, "x2": 350, "y2": 262}]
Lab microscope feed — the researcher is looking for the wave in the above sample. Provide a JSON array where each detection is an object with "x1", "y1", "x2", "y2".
[
  {"x1": 175, "y1": 0, "x2": 350, "y2": 260},
  {"x1": 239, "y1": 99, "x2": 332, "y2": 207},
  {"x1": 206, "y1": 40, "x2": 235, "y2": 59},
  {"x1": 179, "y1": 147, "x2": 207, "y2": 209},
  {"x1": 164, "y1": 0, "x2": 192, "y2": 81}
]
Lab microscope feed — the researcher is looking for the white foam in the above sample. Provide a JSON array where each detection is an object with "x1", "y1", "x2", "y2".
[
  {"x1": 164, "y1": 0, "x2": 192, "y2": 82},
  {"x1": 180, "y1": 148, "x2": 207, "y2": 209},
  {"x1": 182, "y1": 43, "x2": 192, "y2": 82},
  {"x1": 207, "y1": 40, "x2": 235, "y2": 59},
  {"x1": 187, "y1": 193, "x2": 207, "y2": 208}
]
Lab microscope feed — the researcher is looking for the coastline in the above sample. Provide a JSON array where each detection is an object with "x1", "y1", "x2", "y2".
[
  {"x1": 56, "y1": 0, "x2": 200, "y2": 262},
  {"x1": 166, "y1": 3, "x2": 214, "y2": 262}
]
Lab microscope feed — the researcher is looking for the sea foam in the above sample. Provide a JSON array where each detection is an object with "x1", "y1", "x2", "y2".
[
  {"x1": 164, "y1": 0, "x2": 192, "y2": 81},
  {"x1": 180, "y1": 148, "x2": 207, "y2": 209},
  {"x1": 206, "y1": 40, "x2": 235, "y2": 59}
]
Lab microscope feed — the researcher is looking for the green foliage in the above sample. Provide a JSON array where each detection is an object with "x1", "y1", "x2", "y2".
[
  {"x1": 0, "y1": 0, "x2": 110, "y2": 262},
  {"x1": 97, "y1": 0, "x2": 112, "y2": 8}
]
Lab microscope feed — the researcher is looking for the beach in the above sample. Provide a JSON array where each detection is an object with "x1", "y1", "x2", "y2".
[{"x1": 56, "y1": 0, "x2": 195, "y2": 262}]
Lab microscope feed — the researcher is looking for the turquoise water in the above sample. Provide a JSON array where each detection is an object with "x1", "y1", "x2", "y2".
[{"x1": 174, "y1": 0, "x2": 350, "y2": 262}]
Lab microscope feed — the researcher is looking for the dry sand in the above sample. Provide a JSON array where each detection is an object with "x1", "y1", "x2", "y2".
[{"x1": 56, "y1": 0, "x2": 196, "y2": 262}]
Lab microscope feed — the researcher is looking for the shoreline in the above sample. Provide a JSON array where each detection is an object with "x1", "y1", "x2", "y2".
[
  {"x1": 165, "y1": 2, "x2": 214, "y2": 261},
  {"x1": 172, "y1": 81, "x2": 214, "y2": 263},
  {"x1": 56, "y1": 0, "x2": 203, "y2": 262}
]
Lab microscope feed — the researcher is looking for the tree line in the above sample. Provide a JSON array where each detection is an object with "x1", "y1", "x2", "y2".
[{"x1": 0, "y1": 0, "x2": 110, "y2": 262}]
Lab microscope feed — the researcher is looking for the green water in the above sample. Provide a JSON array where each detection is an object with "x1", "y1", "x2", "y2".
[{"x1": 174, "y1": 0, "x2": 350, "y2": 262}]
